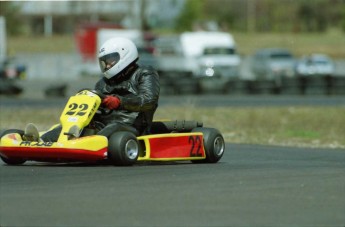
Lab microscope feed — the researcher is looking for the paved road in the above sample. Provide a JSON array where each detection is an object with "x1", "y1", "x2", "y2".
[{"x1": 1, "y1": 144, "x2": 344, "y2": 227}]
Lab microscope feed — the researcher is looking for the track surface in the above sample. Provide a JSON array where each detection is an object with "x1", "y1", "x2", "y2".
[{"x1": 1, "y1": 144, "x2": 344, "y2": 227}]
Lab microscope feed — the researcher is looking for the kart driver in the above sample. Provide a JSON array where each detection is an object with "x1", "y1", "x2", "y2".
[
  {"x1": 93, "y1": 37, "x2": 160, "y2": 137},
  {"x1": 31, "y1": 37, "x2": 160, "y2": 142}
]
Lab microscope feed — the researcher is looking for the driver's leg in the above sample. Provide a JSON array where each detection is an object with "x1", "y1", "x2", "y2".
[{"x1": 41, "y1": 125, "x2": 62, "y2": 142}]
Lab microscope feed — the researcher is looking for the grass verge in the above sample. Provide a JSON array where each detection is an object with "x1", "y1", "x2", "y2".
[
  {"x1": 233, "y1": 30, "x2": 345, "y2": 58},
  {"x1": 1, "y1": 106, "x2": 344, "y2": 149},
  {"x1": 8, "y1": 30, "x2": 345, "y2": 58}
]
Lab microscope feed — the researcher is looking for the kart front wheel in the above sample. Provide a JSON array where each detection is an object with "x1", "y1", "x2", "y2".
[
  {"x1": 108, "y1": 131, "x2": 139, "y2": 166},
  {"x1": 191, "y1": 127, "x2": 225, "y2": 163},
  {"x1": 0, "y1": 129, "x2": 26, "y2": 165}
]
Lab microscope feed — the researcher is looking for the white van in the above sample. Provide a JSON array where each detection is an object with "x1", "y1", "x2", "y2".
[{"x1": 153, "y1": 31, "x2": 241, "y2": 93}]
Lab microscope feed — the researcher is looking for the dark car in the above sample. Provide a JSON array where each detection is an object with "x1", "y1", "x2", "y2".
[
  {"x1": 137, "y1": 46, "x2": 159, "y2": 69},
  {"x1": 0, "y1": 58, "x2": 26, "y2": 95},
  {"x1": 250, "y1": 48, "x2": 296, "y2": 81},
  {"x1": 0, "y1": 58, "x2": 26, "y2": 80}
]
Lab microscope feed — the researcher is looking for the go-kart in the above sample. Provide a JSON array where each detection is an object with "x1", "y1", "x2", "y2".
[{"x1": 0, "y1": 89, "x2": 225, "y2": 166}]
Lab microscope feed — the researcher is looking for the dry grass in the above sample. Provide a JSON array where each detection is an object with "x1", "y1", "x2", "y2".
[
  {"x1": 1, "y1": 106, "x2": 344, "y2": 149},
  {"x1": 233, "y1": 30, "x2": 345, "y2": 58},
  {"x1": 8, "y1": 30, "x2": 345, "y2": 58},
  {"x1": 8, "y1": 35, "x2": 76, "y2": 54},
  {"x1": 155, "y1": 106, "x2": 345, "y2": 149}
]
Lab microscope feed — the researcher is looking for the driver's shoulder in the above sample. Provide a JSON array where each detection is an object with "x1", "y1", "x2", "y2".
[
  {"x1": 95, "y1": 77, "x2": 105, "y2": 86},
  {"x1": 134, "y1": 66, "x2": 159, "y2": 80}
]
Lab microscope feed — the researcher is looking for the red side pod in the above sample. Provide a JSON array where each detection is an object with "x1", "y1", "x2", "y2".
[{"x1": 148, "y1": 134, "x2": 205, "y2": 159}]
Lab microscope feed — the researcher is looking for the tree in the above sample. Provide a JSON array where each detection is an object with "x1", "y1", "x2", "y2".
[
  {"x1": 175, "y1": 0, "x2": 204, "y2": 32},
  {"x1": 173, "y1": 0, "x2": 344, "y2": 33},
  {"x1": 0, "y1": 2, "x2": 24, "y2": 35},
  {"x1": 343, "y1": 2, "x2": 345, "y2": 31}
]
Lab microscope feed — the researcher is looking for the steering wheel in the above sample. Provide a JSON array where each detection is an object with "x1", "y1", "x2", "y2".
[
  {"x1": 89, "y1": 89, "x2": 106, "y2": 99},
  {"x1": 77, "y1": 89, "x2": 112, "y2": 115}
]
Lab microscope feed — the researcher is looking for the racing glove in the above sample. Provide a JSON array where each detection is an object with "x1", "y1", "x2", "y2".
[{"x1": 102, "y1": 95, "x2": 121, "y2": 110}]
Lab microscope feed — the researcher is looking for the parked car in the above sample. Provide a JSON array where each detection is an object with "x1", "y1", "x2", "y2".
[
  {"x1": 0, "y1": 58, "x2": 26, "y2": 80},
  {"x1": 137, "y1": 46, "x2": 159, "y2": 69},
  {"x1": 295, "y1": 54, "x2": 335, "y2": 77},
  {"x1": 250, "y1": 48, "x2": 296, "y2": 82},
  {"x1": 0, "y1": 58, "x2": 25, "y2": 96}
]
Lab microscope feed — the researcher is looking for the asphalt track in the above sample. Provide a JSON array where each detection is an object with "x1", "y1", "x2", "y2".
[{"x1": 1, "y1": 144, "x2": 344, "y2": 227}]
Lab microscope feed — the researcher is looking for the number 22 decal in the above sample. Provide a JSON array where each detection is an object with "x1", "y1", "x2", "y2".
[
  {"x1": 65, "y1": 103, "x2": 89, "y2": 116},
  {"x1": 189, "y1": 136, "x2": 203, "y2": 157}
]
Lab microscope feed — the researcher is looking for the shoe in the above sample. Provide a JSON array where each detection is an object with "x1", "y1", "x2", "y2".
[{"x1": 23, "y1": 123, "x2": 40, "y2": 142}]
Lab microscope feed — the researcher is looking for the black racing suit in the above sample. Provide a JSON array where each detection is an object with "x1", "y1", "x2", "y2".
[
  {"x1": 94, "y1": 64, "x2": 160, "y2": 136},
  {"x1": 41, "y1": 64, "x2": 159, "y2": 141}
]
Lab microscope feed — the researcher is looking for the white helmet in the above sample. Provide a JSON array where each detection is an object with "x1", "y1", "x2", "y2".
[{"x1": 98, "y1": 37, "x2": 139, "y2": 79}]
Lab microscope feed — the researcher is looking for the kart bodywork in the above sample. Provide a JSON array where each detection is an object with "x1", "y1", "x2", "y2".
[{"x1": 0, "y1": 90, "x2": 225, "y2": 166}]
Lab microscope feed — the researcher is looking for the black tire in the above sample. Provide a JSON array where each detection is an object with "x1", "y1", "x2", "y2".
[
  {"x1": 191, "y1": 127, "x2": 225, "y2": 163},
  {"x1": 0, "y1": 129, "x2": 26, "y2": 165},
  {"x1": 108, "y1": 131, "x2": 139, "y2": 166}
]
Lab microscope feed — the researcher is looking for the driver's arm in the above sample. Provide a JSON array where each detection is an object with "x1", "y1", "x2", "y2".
[{"x1": 118, "y1": 68, "x2": 160, "y2": 112}]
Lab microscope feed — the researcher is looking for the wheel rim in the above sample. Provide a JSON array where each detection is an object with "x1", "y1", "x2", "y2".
[
  {"x1": 213, "y1": 136, "x2": 225, "y2": 157},
  {"x1": 125, "y1": 139, "x2": 139, "y2": 160}
]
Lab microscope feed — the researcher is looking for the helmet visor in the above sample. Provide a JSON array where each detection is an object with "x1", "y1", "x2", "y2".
[{"x1": 99, "y1": 53, "x2": 120, "y2": 72}]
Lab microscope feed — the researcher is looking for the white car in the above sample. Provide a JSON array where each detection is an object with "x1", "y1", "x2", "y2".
[{"x1": 295, "y1": 54, "x2": 335, "y2": 76}]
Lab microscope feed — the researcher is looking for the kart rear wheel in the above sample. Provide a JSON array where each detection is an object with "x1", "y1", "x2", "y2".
[
  {"x1": 108, "y1": 131, "x2": 139, "y2": 166},
  {"x1": 191, "y1": 127, "x2": 225, "y2": 163},
  {"x1": 0, "y1": 129, "x2": 26, "y2": 165}
]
